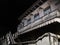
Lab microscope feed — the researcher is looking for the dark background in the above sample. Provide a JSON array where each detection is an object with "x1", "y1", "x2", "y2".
[{"x1": 0, "y1": 0, "x2": 37, "y2": 37}]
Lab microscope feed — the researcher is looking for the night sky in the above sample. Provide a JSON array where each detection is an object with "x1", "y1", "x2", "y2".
[{"x1": 0, "y1": 0, "x2": 37, "y2": 37}]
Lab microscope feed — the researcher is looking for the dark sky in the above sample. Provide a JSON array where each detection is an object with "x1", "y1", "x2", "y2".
[{"x1": 0, "y1": 0, "x2": 37, "y2": 37}]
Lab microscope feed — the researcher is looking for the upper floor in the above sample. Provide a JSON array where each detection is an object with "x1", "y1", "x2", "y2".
[{"x1": 17, "y1": 0, "x2": 60, "y2": 35}]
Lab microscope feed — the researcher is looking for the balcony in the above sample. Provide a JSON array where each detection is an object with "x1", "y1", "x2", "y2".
[
  {"x1": 18, "y1": 32, "x2": 60, "y2": 45},
  {"x1": 18, "y1": 10, "x2": 60, "y2": 34}
]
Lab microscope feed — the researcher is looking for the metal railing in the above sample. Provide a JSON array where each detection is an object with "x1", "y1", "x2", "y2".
[{"x1": 18, "y1": 32, "x2": 60, "y2": 45}]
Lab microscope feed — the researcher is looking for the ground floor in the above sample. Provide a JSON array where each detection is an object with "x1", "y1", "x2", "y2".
[
  {"x1": 22, "y1": 32, "x2": 60, "y2": 45},
  {"x1": 15, "y1": 22, "x2": 60, "y2": 45}
]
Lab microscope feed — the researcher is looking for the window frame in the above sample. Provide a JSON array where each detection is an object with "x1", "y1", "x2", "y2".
[
  {"x1": 44, "y1": 6, "x2": 51, "y2": 15},
  {"x1": 27, "y1": 18, "x2": 31, "y2": 25},
  {"x1": 34, "y1": 13, "x2": 40, "y2": 21}
]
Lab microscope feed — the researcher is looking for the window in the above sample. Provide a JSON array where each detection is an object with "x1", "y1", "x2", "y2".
[
  {"x1": 34, "y1": 13, "x2": 40, "y2": 21},
  {"x1": 27, "y1": 18, "x2": 31, "y2": 25},
  {"x1": 44, "y1": 6, "x2": 51, "y2": 15}
]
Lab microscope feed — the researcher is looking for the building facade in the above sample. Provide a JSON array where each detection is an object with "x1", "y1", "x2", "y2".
[
  {"x1": 0, "y1": 0, "x2": 60, "y2": 45},
  {"x1": 17, "y1": 0, "x2": 60, "y2": 34},
  {"x1": 14, "y1": 0, "x2": 60, "y2": 45}
]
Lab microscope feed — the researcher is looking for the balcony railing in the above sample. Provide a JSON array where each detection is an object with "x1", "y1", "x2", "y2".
[
  {"x1": 18, "y1": 9, "x2": 60, "y2": 34},
  {"x1": 19, "y1": 32, "x2": 60, "y2": 45}
]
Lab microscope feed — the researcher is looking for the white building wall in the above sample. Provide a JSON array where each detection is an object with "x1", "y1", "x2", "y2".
[
  {"x1": 40, "y1": 1, "x2": 49, "y2": 9},
  {"x1": 58, "y1": 41, "x2": 60, "y2": 45},
  {"x1": 27, "y1": 36, "x2": 50, "y2": 45},
  {"x1": 31, "y1": 15, "x2": 34, "y2": 22},
  {"x1": 49, "y1": 0, "x2": 60, "y2": 11},
  {"x1": 49, "y1": 1, "x2": 57, "y2": 11},
  {"x1": 50, "y1": 36, "x2": 58, "y2": 45},
  {"x1": 36, "y1": 40, "x2": 42, "y2": 45},
  {"x1": 41, "y1": 36, "x2": 50, "y2": 45},
  {"x1": 39, "y1": 9, "x2": 44, "y2": 18},
  {"x1": 23, "y1": 19, "x2": 27, "y2": 26}
]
